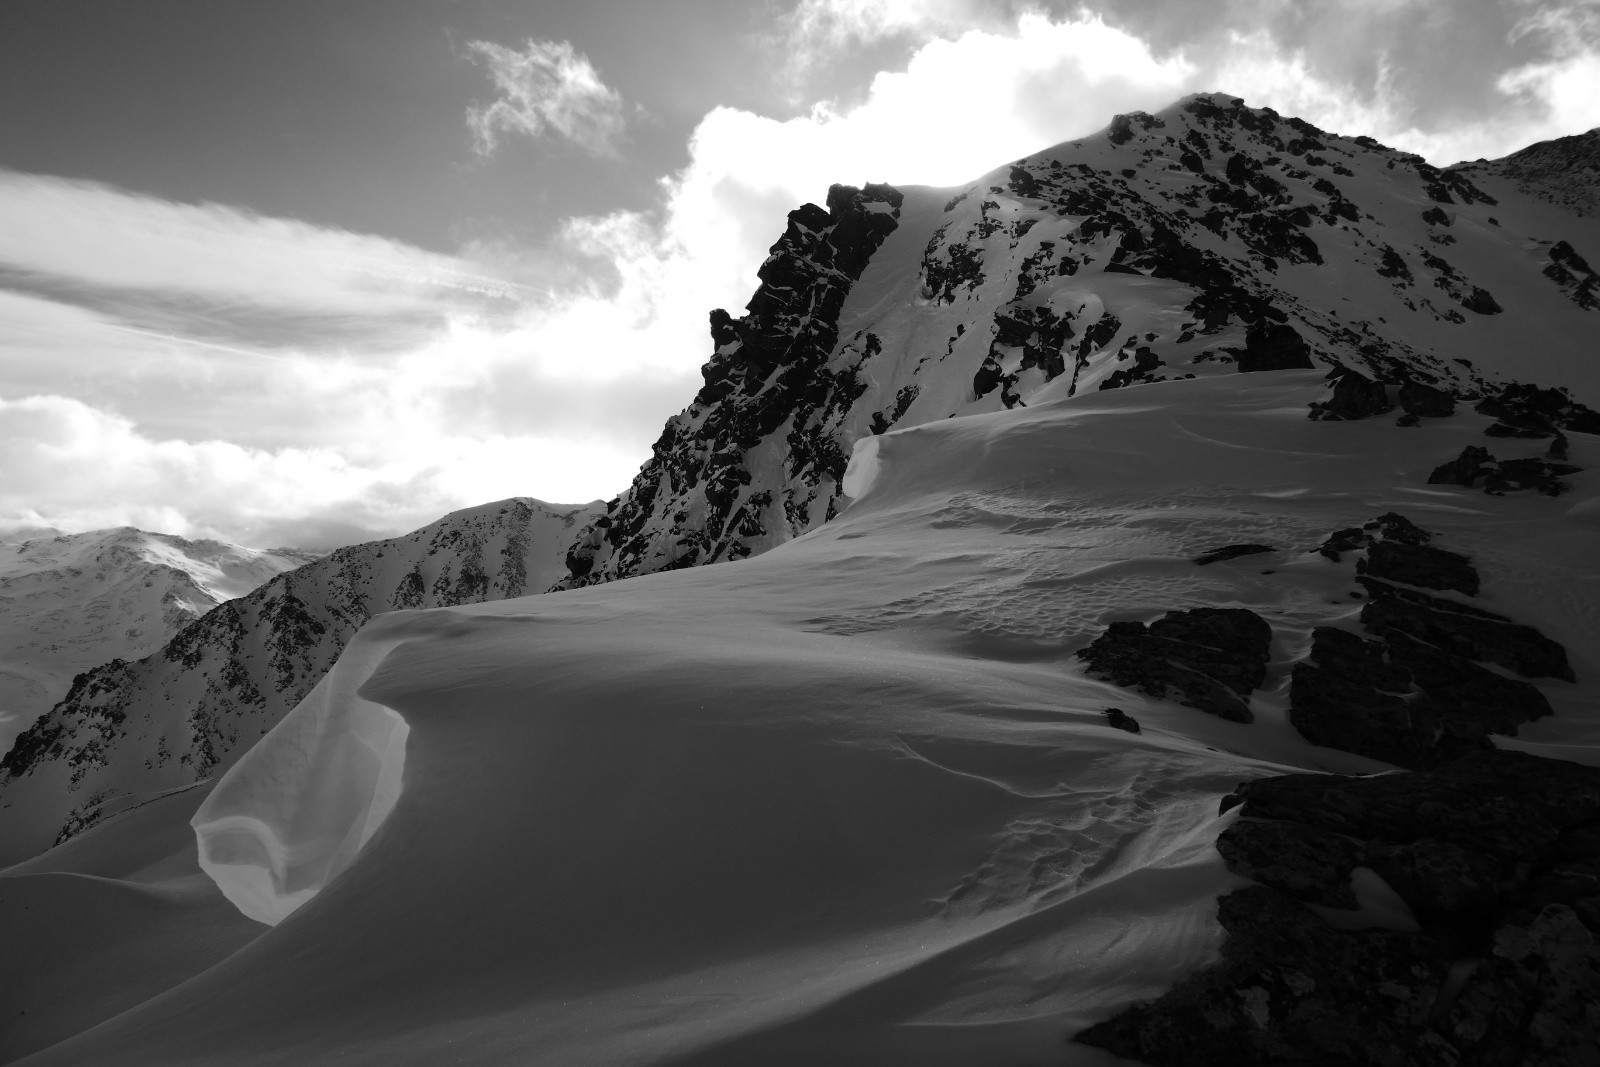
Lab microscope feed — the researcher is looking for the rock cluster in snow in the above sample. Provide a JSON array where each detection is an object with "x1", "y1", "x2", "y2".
[{"x1": 1079, "y1": 750, "x2": 1600, "y2": 1066}]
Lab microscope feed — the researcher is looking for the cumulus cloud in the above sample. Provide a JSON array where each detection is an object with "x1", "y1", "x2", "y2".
[{"x1": 465, "y1": 38, "x2": 631, "y2": 159}]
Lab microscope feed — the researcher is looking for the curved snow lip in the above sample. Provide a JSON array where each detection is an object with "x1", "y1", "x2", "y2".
[
  {"x1": 191, "y1": 629, "x2": 409, "y2": 926},
  {"x1": 840, "y1": 434, "x2": 882, "y2": 500}
]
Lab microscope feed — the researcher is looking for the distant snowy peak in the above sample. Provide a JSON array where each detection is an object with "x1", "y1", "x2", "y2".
[
  {"x1": 558, "y1": 92, "x2": 1600, "y2": 591},
  {"x1": 0, "y1": 528, "x2": 311, "y2": 755},
  {"x1": 0, "y1": 497, "x2": 601, "y2": 865}
]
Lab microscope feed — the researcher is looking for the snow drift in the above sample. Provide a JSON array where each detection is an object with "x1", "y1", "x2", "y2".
[{"x1": 191, "y1": 630, "x2": 410, "y2": 926}]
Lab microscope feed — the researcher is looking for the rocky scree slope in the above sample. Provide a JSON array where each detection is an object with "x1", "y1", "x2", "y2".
[
  {"x1": 0, "y1": 528, "x2": 314, "y2": 754},
  {"x1": 558, "y1": 92, "x2": 1600, "y2": 590},
  {"x1": 0, "y1": 498, "x2": 599, "y2": 865}
]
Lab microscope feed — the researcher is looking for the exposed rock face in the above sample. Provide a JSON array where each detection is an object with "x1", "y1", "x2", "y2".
[
  {"x1": 1308, "y1": 367, "x2": 1393, "y2": 420},
  {"x1": 1474, "y1": 381, "x2": 1600, "y2": 435},
  {"x1": 1077, "y1": 750, "x2": 1600, "y2": 1067},
  {"x1": 1077, "y1": 607, "x2": 1271, "y2": 723},
  {"x1": 1290, "y1": 513, "x2": 1570, "y2": 769},
  {"x1": 1398, "y1": 379, "x2": 1456, "y2": 418},
  {"x1": 0, "y1": 499, "x2": 600, "y2": 864},
  {"x1": 1428, "y1": 444, "x2": 1584, "y2": 496},
  {"x1": 1234, "y1": 321, "x2": 1315, "y2": 372},
  {"x1": 559, "y1": 184, "x2": 905, "y2": 586}
]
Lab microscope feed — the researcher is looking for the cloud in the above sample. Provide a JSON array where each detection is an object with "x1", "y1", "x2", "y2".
[
  {"x1": 0, "y1": 392, "x2": 622, "y2": 550},
  {"x1": 465, "y1": 38, "x2": 631, "y2": 159},
  {"x1": 0, "y1": 170, "x2": 519, "y2": 321}
]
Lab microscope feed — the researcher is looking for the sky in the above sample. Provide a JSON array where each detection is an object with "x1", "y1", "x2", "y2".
[{"x1": 2, "y1": 0, "x2": 1598, "y2": 549}]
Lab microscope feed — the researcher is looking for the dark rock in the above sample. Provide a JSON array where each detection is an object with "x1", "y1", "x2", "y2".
[
  {"x1": 1194, "y1": 543, "x2": 1276, "y2": 566},
  {"x1": 1316, "y1": 512, "x2": 1429, "y2": 561},
  {"x1": 1309, "y1": 368, "x2": 1393, "y2": 420},
  {"x1": 1077, "y1": 607, "x2": 1271, "y2": 723},
  {"x1": 1227, "y1": 750, "x2": 1600, "y2": 867},
  {"x1": 1358, "y1": 539, "x2": 1479, "y2": 596},
  {"x1": 1290, "y1": 516, "x2": 1567, "y2": 766},
  {"x1": 1427, "y1": 445, "x2": 1493, "y2": 487},
  {"x1": 1080, "y1": 752, "x2": 1600, "y2": 1066},
  {"x1": 1483, "y1": 457, "x2": 1584, "y2": 496},
  {"x1": 1359, "y1": 579, "x2": 1575, "y2": 682},
  {"x1": 1475, "y1": 381, "x2": 1600, "y2": 436},
  {"x1": 1460, "y1": 286, "x2": 1503, "y2": 315},
  {"x1": 1289, "y1": 625, "x2": 1489, "y2": 769},
  {"x1": 1098, "y1": 345, "x2": 1162, "y2": 391},
  {"x1": 1076, "y1": 885, "x2": 1456, "y2": 1066},
  {"x1": 1103, "y1": 707, "x2": 1141, "y2": 733},
  {"x1": 1397, "y1": 380, "x2": 1455, "y2": 418},
  {"x1": 1217, "y1": 817, "x2": 1364, "y2": 908},
  {"x1": 1485, "y1": 420, "x2": 1553, "y2": 439},
  {"x1": 1236, "y1": 321, "x2": 1316, "y2": 372}
]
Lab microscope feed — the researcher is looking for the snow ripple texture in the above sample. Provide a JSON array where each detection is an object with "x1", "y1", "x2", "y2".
[{"x1": 191, "y1": 627, "x2": 409, "y2": 926}]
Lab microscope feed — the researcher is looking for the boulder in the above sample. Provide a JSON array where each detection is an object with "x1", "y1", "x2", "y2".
[
  {"x1": 1236, "y1": 321, "x2": 1316, "y2": 372},
  {"x1": 1309, "y1": 367, "x2": 1393, "y2": 420},
  {"x1": 1077, "y1": 607, "x2": 1271, "y2": 723}
]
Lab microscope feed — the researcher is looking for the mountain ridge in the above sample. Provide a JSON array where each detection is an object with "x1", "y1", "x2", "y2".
[
  {"x1": 0, "y1": 496, "x2": 601, "y2": 864},
  {"x1": 4, "y1": 90, "x2": 1598, "y2": 868}
]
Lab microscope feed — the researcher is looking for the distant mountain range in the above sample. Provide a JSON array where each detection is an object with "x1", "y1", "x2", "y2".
[
  {"x1": 0, "y1": 528, "x2": 316, "y2": 756},
  {"x1": 0, "y1": 499, "x2": 599, "y2": 865}
]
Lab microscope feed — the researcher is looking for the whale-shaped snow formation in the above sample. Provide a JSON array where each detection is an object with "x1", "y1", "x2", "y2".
[{"x1": 192, "y1": 630, "x2": 410, "y2": 925}]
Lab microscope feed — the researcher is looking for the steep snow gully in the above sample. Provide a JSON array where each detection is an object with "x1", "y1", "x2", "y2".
[{"x1": 5, "y1": 93, "x2": 1600, "y2": 1065}]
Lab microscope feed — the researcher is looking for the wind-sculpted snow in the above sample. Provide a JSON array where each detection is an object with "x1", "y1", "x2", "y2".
[
  {"x1": 558, "y1": 93, "x2": 1600, "y2": 595},
  {"x1": 192, "y1": 625, "x2": 410, "y2": 926},
  {"x1": 28, "y1": 369, "x2": 1595, "y2": 1065},
  {"x1": 0, "y1": 498, "x2": 599, "y2": 866},
  {"x1": 10, "y1": 95, "x2": 1600, "y2": 1064}
]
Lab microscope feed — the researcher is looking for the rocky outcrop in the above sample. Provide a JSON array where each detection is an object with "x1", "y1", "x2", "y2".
[
  {"x1": 559, "y1": 184, "x2": 905, "y2": 586},
  {"x1": 1078, "y1": 750, "x2": 1600, "y2": 1067},
  {"x1": 1290, "y1": 513, "x2": 1569, "y2": 768},
  {"x1": 1428, "y1": 444, "x2": 1584, "y2": 496},
  {"x1": 1308, "y1": 367, "x2": 1393, "y2": 420},
  {"x1": 1234, "y1": 321, "x2": 1315, "y2": 372},
  {"x1": 1077, "y1": 607, "x2": 1271, "y2": 723}
]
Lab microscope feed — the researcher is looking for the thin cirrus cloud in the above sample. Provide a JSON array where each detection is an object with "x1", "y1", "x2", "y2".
[{"x1": 465, "y1": 38, "x2": 632, "y2": 159}]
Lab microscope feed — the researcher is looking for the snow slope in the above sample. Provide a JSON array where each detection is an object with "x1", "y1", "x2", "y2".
[
  {"x1": 0, "y1": 529, "x2": 314, "y2": 755},
  {"x1": 13, "y1": 370, "x2": 1597, "y2": 1065},
  {"x1": 0, "y1": 498, "x2": 601, "y2": 867},
  {"x1": 6, "y1": 95, "x2": 1599, "y2": 1063}
]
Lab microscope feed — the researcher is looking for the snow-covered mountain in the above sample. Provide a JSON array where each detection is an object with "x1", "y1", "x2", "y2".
[
  {"x1": 0, "y1": 498, "x2": 600, "y2": 866},
  {"x1": 559, "y1": 94, "x2": 1599, "y2": 588},
  {"x1": 0, "y1": 528, "x2": 316, "y2": 756},
  {"x1": 4, "y1": 95, "x2": 1599, "y2": 1065}
]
